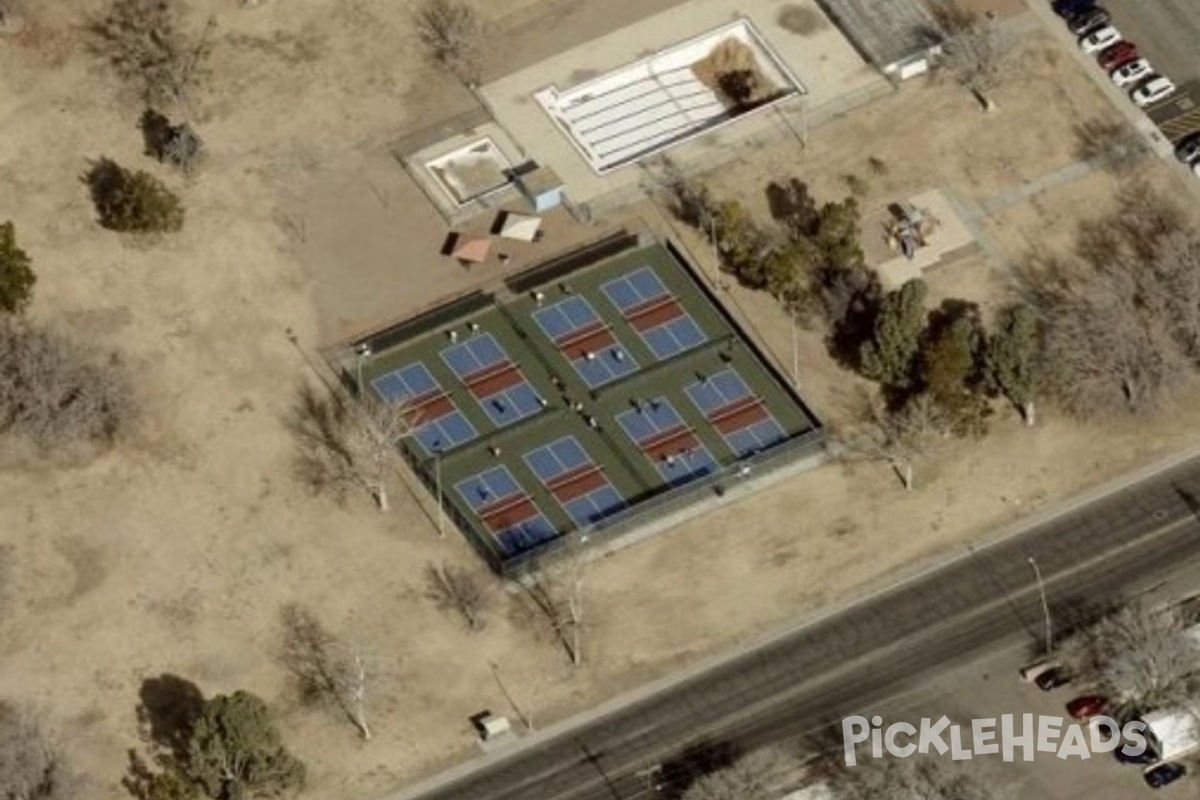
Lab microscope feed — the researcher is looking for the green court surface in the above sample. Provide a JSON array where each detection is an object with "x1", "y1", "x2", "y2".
[{"x1": 351, "y1": 236, "x2": 824, "y2": 573}]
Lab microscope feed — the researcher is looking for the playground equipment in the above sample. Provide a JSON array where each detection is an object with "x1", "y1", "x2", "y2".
[{"x1": 885, "y1": 201, "x2": 940, "y2": 260}]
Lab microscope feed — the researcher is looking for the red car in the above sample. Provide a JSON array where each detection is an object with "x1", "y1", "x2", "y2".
[
  {"x1": 1066, "y1": 695, "x2": 1110, "y2": 720},
  {"x1": 1098, "y1": 41, "x2": 1139, "y2": 71}
]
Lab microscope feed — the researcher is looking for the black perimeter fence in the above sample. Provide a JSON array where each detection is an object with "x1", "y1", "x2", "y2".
[{"x1": 333, "y1": 231, "x2": 827, "y2": 576}]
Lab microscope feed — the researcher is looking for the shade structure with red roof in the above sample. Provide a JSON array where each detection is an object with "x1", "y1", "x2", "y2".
[{"x1": 451, "y1": 235, "x2": 492, "y2": 264}]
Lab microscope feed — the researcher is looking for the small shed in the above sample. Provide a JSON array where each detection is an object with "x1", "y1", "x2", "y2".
[
  {"x1": 451, "y1": 234, "x2": 492, "y2": 264},
  {"x1": 815, "y1": 0, "x2": 944, "y2": 79},
  {"x1": 517, "y1": 165, "x2": 565, "y2": 212},
  {"x1": 499, "y1": 212, "x2": 543, "y2": 242}
]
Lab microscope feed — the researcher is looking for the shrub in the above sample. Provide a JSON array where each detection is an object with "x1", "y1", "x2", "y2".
[
  {"x1": 0, "y1": 221, "x2": 36, "y2": 315},
  {"x1": 86, "y1": 158, "x2": 184, "y2": 233},
  {"x1": 0, "y1": 318, "x2": 137, "y2": 447}
]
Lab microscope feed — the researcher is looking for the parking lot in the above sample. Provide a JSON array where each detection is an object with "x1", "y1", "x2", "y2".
[
  {"x1": 1083, "y1": 0, "x2": 1200, "y2": 86},
  {"x1": 860, "y1": 564, "x2": 1200, "y2": 798},
  {"x1": 1054, "y1": 0, "x2": 1200, "y2": 146}
]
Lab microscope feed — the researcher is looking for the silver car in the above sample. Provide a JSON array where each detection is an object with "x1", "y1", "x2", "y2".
[
  {"x1": 1132, "y1": 76, "x2": 1176, "y2": 108},
  {"x1": 1111, "y1": 58, "x2": 1152, "y2": 88}
]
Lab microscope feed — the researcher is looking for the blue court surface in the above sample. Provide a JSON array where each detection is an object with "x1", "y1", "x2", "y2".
[
  {"x1": 615, "y1": 397, "x2": 682, "y2": 443},
  {"x1": 654, "y1": 442, "x2": 717, "y2": 486},
  {"x1": 574, "y1": 346, "x2": 638, "y2": 389},
  {"x1": 441, "y1": 333, "x2": 545, "y2": 428},
  {"x1": 686, "y1": 368, "x2": 787, "y2": 457},
  {"x1": 639, "y1": 314, "x2": 707, "y2": 361},
  {"x1": 615, "y1": 398, "x2": 718, "y2": 486},
  {"x1": 454, "y1": 465, "x2": 556, "y2": 555},
  {"x1": 370, "y1": 362, "x2": 477, "y2": 455},
  {"x1": 476, "y1": 382, "x2": 544, "y2": 428},
  {"x1": 440, "y1": 333, "x2": 507, "y2": 378},
  {"x1": 524, "y1": 436, "x2": 625, "y2": 526},
  {"x1": 601, "y1": 267, "x2": 670, "y2": 312},
  {"x1": 602, "y1": 267, "x2": 707, "y2": 361},
  {"x1": 532, "y1": 297, "x2": 639, "y2": 389},
  {"x1": 531, "y1": 296, "x2": 603, "y2": 338}
]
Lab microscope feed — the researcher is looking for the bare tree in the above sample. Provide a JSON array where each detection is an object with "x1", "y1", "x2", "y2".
[
  {"x1": 1041, "y1": 273, "x2": 1185, "y2": 418},
  {"x1": 834, "y1": 753, "x2": 996, "y2": 800},
  {"x1": 936, "y1": 5, "x2": 1016, "y2": 112},
  {"x1": 1025, "y1": 187, "x2": 1196, "y2": 418},
  {"x1": 0, "y1": 318, "x2": 137, "y2": 449},
  {"x1": 413, "y1": 0, "x2": 481, "y2": 86},
  {"x1": 0, "y1": 0, "x2": 26, "y2": 35},
  {"x1": 279, "y1": 604, "x2": 374, "y2": 740},
  {"x1": 89, "y1": 0, "x2": 216, "y2": 117},
  {"x1": 680, "y1": 747, "x2": 801, "y2": 800},
  {"x1": 1061, "y1": 600, "x2": 1198, "y2": 710},
  {"x1": 1142, "y1": 229, "x2": 1200, "y2": 362},
  {"x1": 425, "y1": 562, "x2": 489, "y2": 631},
  {"x1": 1074, "y1": 118, "x2": 1149, "y2": 173},
  {"x1": 527, "y1": 535, "x2": 590, "y2": 667},
  {"x1": 0, "y1": 544, "x2": 12, "y2": 612},
  {"x1": 0, "y1": 701, "x2": 78, "y2": 800},
  {"x1": 288, "y1": 383, "x2": 417, "y2": 512},
  {"x1": 649, "y1": 156, "x2": 717, "y2": 230},
  {"x1": 836, "y1": 388, "x2": 944, "y2": 491}
]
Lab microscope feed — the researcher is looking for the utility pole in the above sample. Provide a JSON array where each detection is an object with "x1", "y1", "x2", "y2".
[
  {"x1": 488, "y1": 660, "x2": 532, "y2": 731},
  {"x1": 434, "y1": 447, "x2": 444, "y2": 538},
  {"x1": 1028, "y1": 556, "x2": 1052, "y2": 655},
  {"x1": 790, "y1": 305, "x2": 800, "y2": 390}
]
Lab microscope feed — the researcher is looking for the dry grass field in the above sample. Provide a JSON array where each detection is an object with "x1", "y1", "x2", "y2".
[{"x1": 3, "y1": 2, "x2": 1200, "y2": 800}]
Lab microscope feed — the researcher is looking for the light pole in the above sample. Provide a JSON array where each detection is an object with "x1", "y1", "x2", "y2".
[
  {"x1": 790, "y1": 305, "x2": 800, "y2": 391},
  {"x1": 706, "y1": 210, "x2": 724, "y2": 290},
  {"x1": 1028, "y1": 556, "x2": 1052, "y2": 655},
  {"x1": 354, "y1": 343, "x2": 371, "y2": 397},
  {"x1": 433, "y1": 444, "x2": 445, "y2": 539}
]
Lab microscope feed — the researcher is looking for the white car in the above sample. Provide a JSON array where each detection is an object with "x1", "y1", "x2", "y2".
[
  {"x1": 1132, "y1": 76, "x2": 1176, "y2": 108},
  {"x1": 1111, "y1": 58, "x2": 1152, "y2": 88},
  {"x1": 1080, "y1": 25, "x2": 1121, "y2": 53}
]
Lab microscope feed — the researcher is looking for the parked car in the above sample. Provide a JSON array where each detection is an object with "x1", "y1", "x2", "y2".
[
  {"x1": 1020, "y1": 662, "x2": 1071, "y2": 690},
  {"x1": 1144, "y1": 762, "x2": 1186, "y2": 788},
  {"x1": 1116, "y1": 744, "x2": 1155, "y2": 764},
  {"x1": 1080, "y1": 26, "x2": 1121, "y2": 53},
  {"x1": 1054, "y1": 0, "x2": 1095, "y2": 18},
  {"x1": 1175, "y1": 133, "x2": 1200, "y2": 164},
  {"x1": 1067, "y1": 695, "x2": 1110, "y2": 720},
  {"x1": 1111, "y1": 58, "x2": 1153, "y2": 87},
  {"x1": 1068, "y1": 6, "x2": 1110, "y2": 35},
  {"x1": 1098, "y1": 41, "x2": 1139, "y2": 71},
  {"x1": 1132, "y1": 76, "x2": 1177, "y2": 108}
]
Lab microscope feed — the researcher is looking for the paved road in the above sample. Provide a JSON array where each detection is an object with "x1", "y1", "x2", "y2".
[
  {"x1": 1090, "y1": 0, "x2": 1200, "y2": 87},
  {"x1": 391, "y1": 455, "x2": 1200, "y2": 800}
]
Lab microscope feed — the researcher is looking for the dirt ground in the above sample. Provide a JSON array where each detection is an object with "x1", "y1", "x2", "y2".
[{"x1": 3, "y1": 3, "x2": 1200, "y2": 800}]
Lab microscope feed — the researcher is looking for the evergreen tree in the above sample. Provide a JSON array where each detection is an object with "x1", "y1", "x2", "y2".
[
  {"x1": 859, "y1": 279, "x2": 928, "y2": 390},
  {"x1": 0, "y1": 221, "x2": 35, "y2": 314},
  {"x1": 185, "y1": 692, "x2": 304, "y2": 800},
  {"x1": 87, "y1": 158, "x2": 184, "y2": 234},
  {"x1": 987, "y1": 303, "x2": 1040, "y2": 425},
  {"x1": 920, "y1": 315, "x2": 990, "y2": 437}
]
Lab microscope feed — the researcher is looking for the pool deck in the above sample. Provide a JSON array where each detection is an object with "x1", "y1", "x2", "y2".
[{"x1": 480, "y1": 0, "x2": 885, "y2": 212}]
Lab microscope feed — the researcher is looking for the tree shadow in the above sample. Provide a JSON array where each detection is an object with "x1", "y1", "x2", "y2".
[
  {"x1": 138, "y1": 109, "x2": 174, "y2": 161},
  {"x1": 655, "y1": 739, "x2": 742, "y2": 798},
  {"x1": 764, "y1": 178, "x2": 819, "y2": 238},
  {"x1": 81, "y1": 156, "x2": 124, "y2": 222},
  {"x1": 136, "y1": 674, "x2": 205, "y2": 761}
]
